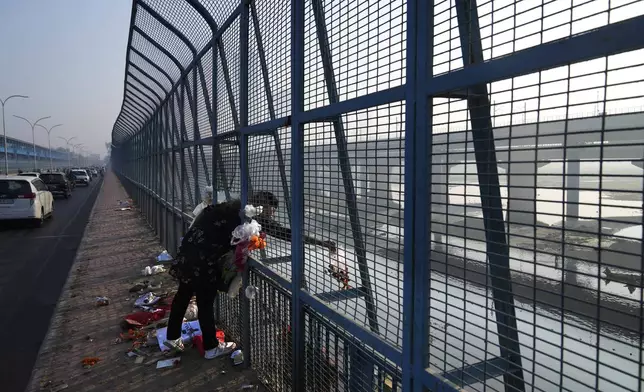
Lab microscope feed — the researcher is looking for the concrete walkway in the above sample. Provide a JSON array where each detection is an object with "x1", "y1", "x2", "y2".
[{"x1": 27, "y1": 171, "x2": 265, "y2": 392}]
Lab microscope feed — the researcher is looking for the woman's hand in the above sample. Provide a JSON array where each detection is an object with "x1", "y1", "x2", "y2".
[{"x1": 323, "y1": 240, "x2": 337, "y2": 253}]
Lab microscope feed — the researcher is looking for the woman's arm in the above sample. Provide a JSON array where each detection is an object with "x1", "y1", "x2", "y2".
[{"x1": 259, "y1": 217, "x2": 335, "y2": 251}]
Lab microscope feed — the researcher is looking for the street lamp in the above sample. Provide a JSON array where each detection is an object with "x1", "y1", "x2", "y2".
[
  {"x1": 72, "y1": 143, "x2": 83, "y2": 167},
  {"x1": 80, "y1": 147, "x2": 89, "y2": 167},
  {"x1": 13, "y1": 115, "x2": 50, "y2": 171},
  {"x1": 58, "y1": 136, "x2": 76, "y2": 169},
  {"x1": 1, "y1": 95, "x2": 28, "y2": 175},
  {"x1": 37, "y1": 123, "x2": 62, "y2": 172}
]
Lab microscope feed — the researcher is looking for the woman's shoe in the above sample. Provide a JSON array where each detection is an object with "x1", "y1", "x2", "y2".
[
  {"x1": 164, "y1": 337, "x2": 185, "y2": 352},
  {"x1": 204, "y1": 341, "x2": 236, "y2": 359}
]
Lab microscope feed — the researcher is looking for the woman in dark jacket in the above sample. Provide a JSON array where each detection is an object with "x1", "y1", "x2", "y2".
[{"x1": 164, "y1": 191, "x2": 335, "y2": 358}]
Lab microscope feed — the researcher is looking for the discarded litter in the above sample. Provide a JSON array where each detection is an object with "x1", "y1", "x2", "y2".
[
  {"x1": 184, "y1": 300, "x2": 198, "y2": 321},
  {"x1": 157, "y1": 250, "x2": 173, "y2": 263},
  {"x1": 134, "y1": 356, "x2": 144, "y2": 364},
  {"x1": 156, "y1": 320, "x2": 202, "y2": 351},
  {"x1": 134, "y1": 292, "x2": 161, "y2": 308},
  {"x1": 149, "y1": 280, "x2": 162, "y2": 290},
  {"x1": 116, "y1": 207, "x2": 132, "y2": 211},
  {"x1": 141, "y1": 265, "x2": 165, "y2": 276},
  {"x1": 95, "y1": 297, "x2": 110, "y2": 307},
  {"x1": 245, "y1": 285, "x2": 258, "y2": 300},
  {"x1": 81, "y1": 357, "x2": 100, "y2": 368},
  {"x1": 124, "y1": 309, "x2": 166, "y2": 328},
  {"x1": 156, "y1": 357, "x2": 181, "y2": 369},
  {"x1": 231, "y1": 349, "x2": 243, "y2": 366},
  {"x1": 117, "y1": 199, "x2": 133, "y2": 208},
  {"x1": 129, "y1": 282, "x2": 147, "y2": 292},
  {"x1": 120, "y1": 329, "x2": 147, "y2": 342},
  {"x1": 193, "y1": 334, "x2": 205, "y2": 357},
  {"x1": 241, "y1": 385, "x2": 258, "y2": 391}
]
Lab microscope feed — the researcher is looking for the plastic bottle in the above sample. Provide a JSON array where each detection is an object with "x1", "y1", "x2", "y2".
[{"x1": 245, "y1": 285, "x2": 258, "y2": 300}]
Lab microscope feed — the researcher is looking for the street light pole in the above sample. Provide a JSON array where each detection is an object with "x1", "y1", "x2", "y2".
[
  {"x1": 13, "y1": 115, "x2": 50, "y2": 171},
  {"x1": 58, "y1": 136, "x2": 76, "y2": 169},
  {"x1": 37, "y1": 123, "x2": 62, "y2": 172},
  {"x1": 72, "y1": 143, "x2": 83, "y2": 167},
  {"x1": 0, "y1": 95, "x2": 28, "y2": 175}
]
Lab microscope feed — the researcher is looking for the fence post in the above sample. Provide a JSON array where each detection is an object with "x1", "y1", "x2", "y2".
[
  {"x1": 402, "y1": 0, "x2": 419, "y2": 389},
  {"x1": 239, "y1": 0, "x2": 251, "y2": 368},
  {"x1": 291, "y1": 0, "x2": 306, "y2": 388}
]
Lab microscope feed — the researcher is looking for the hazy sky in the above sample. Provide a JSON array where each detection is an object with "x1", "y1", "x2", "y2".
[{"x1": 0, "y1": 0, "x2": 131, "y2": 157}]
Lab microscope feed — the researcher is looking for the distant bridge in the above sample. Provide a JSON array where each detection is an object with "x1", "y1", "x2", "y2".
[
  {"x1": 247, "y1": 112, "x2": 644, "y2": 228},
  {"x1": 0, "y1": 134, "x2": 69, "y2": 173}
]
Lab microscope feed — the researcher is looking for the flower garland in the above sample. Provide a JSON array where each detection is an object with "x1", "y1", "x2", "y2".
[{"x1": 230, "y1": 204, "x2": 267, "y2": 272}]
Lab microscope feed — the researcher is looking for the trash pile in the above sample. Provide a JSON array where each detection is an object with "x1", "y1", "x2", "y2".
[
  {"x1": 116, "y1": 199, "x2": 134, "y2": 211},
  {"x1": 99, "y1": 259, "x2": 246, "y2": 372}
]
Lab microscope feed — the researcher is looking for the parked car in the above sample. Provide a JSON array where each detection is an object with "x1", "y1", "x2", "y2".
[
  {"x1": 0, "y1": 176, "x2": 54, "y2": 227},
  {"x1": 71, "y1": 169, "x2": 91, "y2": 186},
  {"x1": 17, "y1": 172, "x2": 40, "y2": 178},
  {"x1": 40, "y1": 172, "x2": 73, "y2": 199}
]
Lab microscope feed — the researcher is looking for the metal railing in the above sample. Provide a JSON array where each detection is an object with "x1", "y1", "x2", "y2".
[{"x1": 111, "y1": 0, "x2": 644, "y2": 391}]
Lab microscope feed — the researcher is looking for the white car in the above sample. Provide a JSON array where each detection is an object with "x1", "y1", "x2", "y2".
[
  {"x1": 18, "y1": 172, "x2": 40, "y2": 178},
  {"x1": 71, "y1": 169, "x2": 91, "y2": 186},
  {"x1": 0, "y1": 176, "x2": 54, "y2": 226}
]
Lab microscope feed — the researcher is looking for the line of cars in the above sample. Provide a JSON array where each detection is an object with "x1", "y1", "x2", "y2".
[{"x1": 0, "y1": 167, "x2": 102, "y2": 227}]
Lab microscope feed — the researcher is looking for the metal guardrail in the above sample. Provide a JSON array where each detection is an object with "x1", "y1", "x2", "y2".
[{"x1": 111, "y1": 1, "x2": 644, "y2": 391}]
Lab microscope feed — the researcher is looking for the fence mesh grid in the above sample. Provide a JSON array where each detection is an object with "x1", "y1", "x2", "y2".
[{"x1": 111, "y1": 0, "x2": 644, "y2": 391}]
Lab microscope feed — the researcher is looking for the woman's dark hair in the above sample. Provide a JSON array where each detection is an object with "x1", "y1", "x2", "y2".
[{"x1": 248, "y1": 191, "x2": 279, "y2": 209}]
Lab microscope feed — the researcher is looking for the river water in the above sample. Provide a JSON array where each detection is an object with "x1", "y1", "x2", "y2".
[{"x1": 250, "y1": 160, "x2": 643, "y2": 391}]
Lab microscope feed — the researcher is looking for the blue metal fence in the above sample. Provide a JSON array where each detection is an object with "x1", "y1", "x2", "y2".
[{"x1": 111, "y1": 0, "x2": 644, "y2": 390}]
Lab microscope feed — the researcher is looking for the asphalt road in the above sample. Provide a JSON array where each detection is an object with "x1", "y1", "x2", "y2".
[{"x1": 0, "y1": 176, "x2": 103, "y2": 392}]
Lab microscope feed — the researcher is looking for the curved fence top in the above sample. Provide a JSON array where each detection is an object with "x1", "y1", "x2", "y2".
[{"x1": 112, "y1": 0, "x2": 240, "y2": 145}]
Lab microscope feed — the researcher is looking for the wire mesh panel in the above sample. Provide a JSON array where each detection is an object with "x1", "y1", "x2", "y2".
[
  {"x1": 249, "y1": 270, "x2": 293, "y2": 392},
  {"x1": 302, "y1": 102, "x2": 406, "y2": 347},
  {"x1": 110, "y1": 0, "x2": 644, "y2": 391},
  {"x1": 248, "y1": 130, "x2": 292, "y2": 276}
]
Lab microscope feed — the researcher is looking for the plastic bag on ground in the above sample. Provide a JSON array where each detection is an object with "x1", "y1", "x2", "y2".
[
  {"x1": 141, "y1": 265, "x2": 165, "y2": 276},
  {"x1": 134, "y1": 292, "x2": 160, "y2": 308},
  {"x1": 156, "y1": 320, "x2": 202, "y2": 351},
  {"x1": 157, "y1": 250, "x2": 173, "y2": 263},
  {"x1": 184, "y1": 300, "x2": 198, "y2": 321}
]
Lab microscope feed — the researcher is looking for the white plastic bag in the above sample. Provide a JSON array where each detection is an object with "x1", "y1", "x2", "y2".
[
  {"x1": 184, "y1": 301, "x2": 198, "y2": 321},
  {"x1": 189, "y1": 186, "x2": 216, "y2": 229},
  {"x1": 227, "y1": 274, "x2": 243, "y2": 298},
  {"x1": 230, "y1": 220, "x2": 262, "y2": 245},
  {"x1": 142, "y1": 265, "x2": 165, "y2": 276},
  {"x1": 157, "y1": 250, "x2": 173, "y2": 263}
]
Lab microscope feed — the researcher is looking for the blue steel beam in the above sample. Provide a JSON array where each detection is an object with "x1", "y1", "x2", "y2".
[
  {"x1": 454, "y1": 0, "x2": 525, "y2": 390},
  {"x1": 131, "y1": 11, "x2": 203, "y2": 195},
  {"x1": 186, "y1": 0, "x2": 232, "y2": 202},
  {"x1": 310, "y1": 0, "x2": 379, "y2": 336},
  {"x1": 426, "y1": 14, "x2": 644, "y2": 96},
  {"x1": 249, "y1": 1, "x2": 292, "y2": 222},
  {"x1": 239, "y1": 0, "x2": 251, "y2": 367},
  {"x1": 290, "y1": 0, "x2": 306, "y2": 388}
]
